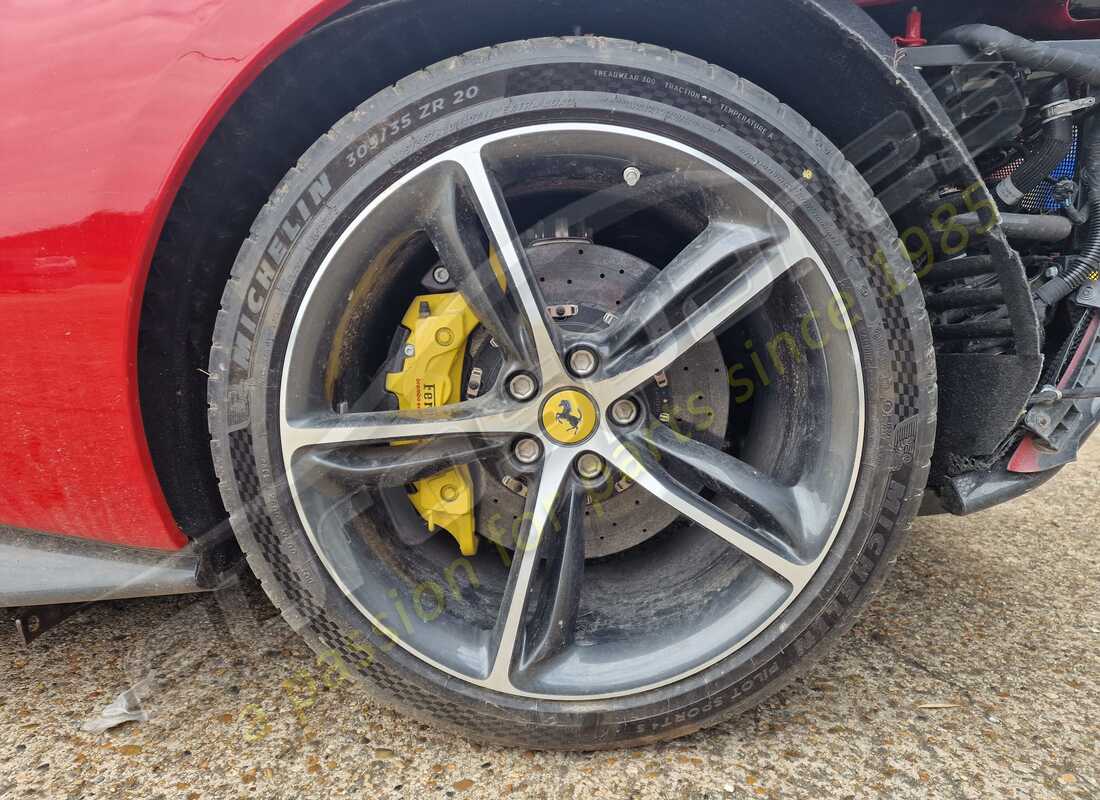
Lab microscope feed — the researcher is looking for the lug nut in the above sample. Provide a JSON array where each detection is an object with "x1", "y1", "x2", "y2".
[
  {"x1": 575, "y1": 452, "x2": 605, "y2": 480},
  {"x1": 609, "y1": 398, "x2": 639, "y2": 426},
  {"x1": 623, "y1": 166, "x2": 642, "y2": 187},
  {"x1": 507, "y1": 372, "x2": 538, "y2": 401},
  {"x1": 432, "y1": 266, "x2": 451, "y2": 284},
  {"x1": 513, "y1": 437, "x2": 542, "y2": 464},
  {"x1": 567, "y1": 348, "x2": 598, "y2": 378}
]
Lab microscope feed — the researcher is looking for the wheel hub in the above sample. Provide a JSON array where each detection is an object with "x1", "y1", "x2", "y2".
[
  {"x1": 468, "y1": 239, "x2": 730, "y2": 557},
  {"x1": 540, "y1": 388, "x2": 598, "y2": 445}
]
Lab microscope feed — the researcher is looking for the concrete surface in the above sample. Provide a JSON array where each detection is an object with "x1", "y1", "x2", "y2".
[{"x1": 1, "y1": 447, "x2": 1098, "y2": 800}]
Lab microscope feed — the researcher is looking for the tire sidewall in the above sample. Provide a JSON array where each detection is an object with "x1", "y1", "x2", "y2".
[{"x1": 209, "y1": 38, "x2": 934, "y2": 748}]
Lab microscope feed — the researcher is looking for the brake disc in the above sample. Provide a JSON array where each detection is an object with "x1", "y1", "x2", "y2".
[{"x1": 382, "y1": 238, "x2": 729, "y2": 558}]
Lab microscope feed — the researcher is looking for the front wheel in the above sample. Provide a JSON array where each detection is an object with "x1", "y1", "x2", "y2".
[{"x1": 208, "y1": 36, "x2": 935, "y2": 749}]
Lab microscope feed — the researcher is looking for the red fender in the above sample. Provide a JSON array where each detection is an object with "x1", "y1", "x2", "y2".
[{"x1": 0, "y1": 1, "x2": 349, "y2": 548}]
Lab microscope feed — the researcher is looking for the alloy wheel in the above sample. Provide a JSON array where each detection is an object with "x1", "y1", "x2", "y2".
[{"x1": 278, "y1": 123, "x2": 864, "y2": 700}]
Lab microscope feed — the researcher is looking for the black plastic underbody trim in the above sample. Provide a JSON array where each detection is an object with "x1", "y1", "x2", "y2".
[{"x1": 0, "y1": 526, "x2": 231, "y2": 607}]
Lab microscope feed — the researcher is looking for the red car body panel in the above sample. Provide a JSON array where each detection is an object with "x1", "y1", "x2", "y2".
[
  {"x1": 0, "y1": 0, "x2": 1093, "y2": 552},
  {"x1": 0, "y1": 0, "x2": 350, "y2": 549}
]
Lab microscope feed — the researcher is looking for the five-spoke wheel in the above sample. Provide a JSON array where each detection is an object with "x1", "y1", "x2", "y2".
[{"x1": 210, "y1": 37, "x2": 932, "y2": 747}]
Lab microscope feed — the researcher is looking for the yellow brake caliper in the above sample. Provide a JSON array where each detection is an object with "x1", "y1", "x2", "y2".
[{"x1": 385, "y1": 292, "x2": 480, "y2": 555}]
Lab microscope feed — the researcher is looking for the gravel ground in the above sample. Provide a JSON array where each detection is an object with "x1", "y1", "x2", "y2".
[{"x1": 2, "y1": 446, "x2": 1098, "y2": 800}]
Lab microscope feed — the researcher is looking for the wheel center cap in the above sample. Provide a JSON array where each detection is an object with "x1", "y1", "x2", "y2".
[{"x1": 540, "y1": 388, "x2": 598, "y2": 445}]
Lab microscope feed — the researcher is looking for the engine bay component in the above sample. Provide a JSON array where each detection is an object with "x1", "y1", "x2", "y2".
[
  {"x1": 940, "y1": 24, "x2": 1100, "y2": 85},
  {"x1": 951, "y1": 212, "x2": 1072, "y2": 242},
  {"x1": 385, "y1": 292, "x2": 480, "y2": 555},
  {"x1": 996, "y1": 83, "x2": 1074, "y2": 207}
]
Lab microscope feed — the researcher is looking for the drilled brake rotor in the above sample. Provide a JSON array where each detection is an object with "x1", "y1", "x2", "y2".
[{"x1": 468, "y1": 240, "x2": 729, "y2": 558}]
